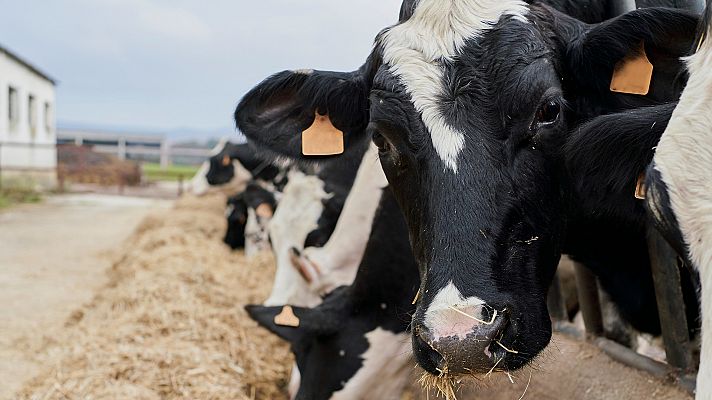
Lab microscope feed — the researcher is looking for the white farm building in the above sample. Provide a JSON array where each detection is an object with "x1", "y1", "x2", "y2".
[{"x1": 0, "y1": 44, "x2": 57, "y2": 188}]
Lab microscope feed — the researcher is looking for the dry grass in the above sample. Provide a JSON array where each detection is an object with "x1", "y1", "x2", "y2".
[{"x1": 16, "y1": 193, "x2": 292, "y2": 400}]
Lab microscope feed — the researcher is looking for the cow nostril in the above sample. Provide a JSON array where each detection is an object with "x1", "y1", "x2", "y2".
[{"x1": 413, "y1": 329, "x2": 445, "y2": 376}]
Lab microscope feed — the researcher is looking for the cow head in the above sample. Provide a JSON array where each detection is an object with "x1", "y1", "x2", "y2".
[
  {"x1": 246, "y1": 289, "x2": 411, "y2": 400},
  {"x1": 236, "y1": 1, "x2": 696, "y2": 380},
  {"x1": 224, "y1": 193, "x2": 248, "y2": 250},
  {"x1": 205, "y1": 141, "x2": 251, "y2": 186}
]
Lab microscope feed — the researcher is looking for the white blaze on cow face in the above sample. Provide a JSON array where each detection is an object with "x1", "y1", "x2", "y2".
[
  {"x1": 424, "y1": 281, "x2": 488, "y2": 341},
  {"x1": 653, "y1": 26, "x2": 712, "y2": 399},
  {"x1": 189, "y1": 161, "x2": 211, "y2": 195},
  {"x1": 230, "y1": 159, "x2": 253, "y2": 193},
  {"x1": 189, "y1": 137, "x2": 252, "y2": 195},
  {"x1": 300, "y1": 144, "x2": 388, "y2": 293},
  {"x1": 265, "y1": 170, "x2": 330, "y2": 307},
  {"x1": 331, "y1": 329, "x2": 412, "y2": 400},
  {"x1": 380, "y1": 0, "x2": 528, "y2": 173},
  {"x1": 244, "y1": 208, "x2": 272, "y2": 259}
]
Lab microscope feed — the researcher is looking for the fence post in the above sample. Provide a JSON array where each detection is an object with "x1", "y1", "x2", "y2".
[
  {"x1": 177, "y1": 174, "x2": 184, "y2": 197},
  {"x1": 160, "y1": 140, "x2": 170, "y2": 169},
  {"x1": 574, "y1": 262, "x2": 605, "y2": 336},
  {"x1": 118, "y1": 138, "x2": 127, "y2": 161},
  {"x1": 647, "y1": 226, "x2": 693, "y2": 371},
  {"x1": 547, "y1": 271, "x2": 569, "y2": 321},
  {"x1": 0, "y1": 142, "x2": 3, "y2": 192}
]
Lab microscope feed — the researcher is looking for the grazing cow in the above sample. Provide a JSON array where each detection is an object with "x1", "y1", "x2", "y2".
[
  {"x1": 190, "y1": 139, "x2": 284, "y2": 196},
  {"x1": 247, "y1": 188, "x2": 418, "y2": 400},
  {"x1": 633, "y1": 3, "x2": 710, "y2": 397},
  {"x1": 224, "y1": 193, "x2": 248, "y2": 250},
  {"x1": 289, "y1": 144, "x2": 389, "y2": 296},
  {"x1": 265, "y1": 143, "x2": 366, "y2": 307},
  {"x1": 235, "y1": 0, "x2": 699, "y2": 380},
  {"x1": 244, "y1": 183, "x2": 279, "y2": 256},
  {"x1": 223, "y1": 182, "x2": 278, "y2": 253}
]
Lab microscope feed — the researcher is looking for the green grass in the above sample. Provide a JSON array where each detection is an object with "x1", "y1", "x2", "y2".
[
  {"x1": 142, "y1": 162, "x2": 200, "y2": 182},
  {"x1": 0, "y1": 186, "x2": 42, "y2": 209}
]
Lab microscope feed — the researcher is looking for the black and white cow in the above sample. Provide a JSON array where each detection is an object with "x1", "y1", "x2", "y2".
[
  {"x1": 223, "y1": 182, "x2": 279, "y2": 252},
  {"x1": 248, "y1": 187, "x2": 418, "y2": 400},
  {"x1": 190, "y1": 139, "x2": 284, "y2": 196},
  {"x1": 264, "y1": 143, "x2": 367, "y2": 306},
  {"x1": 287, "y1": 144, "x2": 389, "y2": 299},
  {"x1": 235, "y1": 0, "x2": 699, "y2": 381},
  {"x1": 646, "y1": 6, "x2": 712, "y2": 394},
  {"x1": 224, "y1": 193, "x2": 249, "y2": 250}
]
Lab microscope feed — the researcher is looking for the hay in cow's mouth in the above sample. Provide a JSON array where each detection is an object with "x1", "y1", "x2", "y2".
[{"x1": 417, "y1": 353, "x2": 536, "y2": 400}]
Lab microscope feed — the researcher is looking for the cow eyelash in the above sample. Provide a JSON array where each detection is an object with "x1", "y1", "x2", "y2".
[
  {"x1": 531, "y1": 98, "x2": 562, "y2": 131},
  {"x1": 537, "y1": 101, "x2": 560, "y2": 125}
]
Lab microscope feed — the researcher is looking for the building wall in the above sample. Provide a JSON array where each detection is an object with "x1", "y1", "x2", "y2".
[{"x1": 0, "y1": 50, "x2": 57, "y2": 187}]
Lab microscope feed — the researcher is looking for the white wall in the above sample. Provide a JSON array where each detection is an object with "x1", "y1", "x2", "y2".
[{"x1": 0, "y1": 50, "x2": 57, "y2": 175}]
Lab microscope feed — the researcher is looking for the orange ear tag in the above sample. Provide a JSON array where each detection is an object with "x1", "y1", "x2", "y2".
[
  {"x1": 255, "y1": 203, "x2": 274, "y2": 218},
  {"x1": 274, "y1": 305, "x2": 300, "y2": 328},
  {"x1": 610, "y1": 42, "x2": 654, "y2": 96},
  {"x1": 302, "y1": 113, "x2": 344, "y2": 156},
  {"x1": 635, "y1": 173, "x2": 647, "y2": 200},
  {"x1": 222, "y1": 155, "x2": 231, "y2": 166}
]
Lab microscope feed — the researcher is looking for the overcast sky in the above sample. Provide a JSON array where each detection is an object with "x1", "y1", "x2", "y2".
[{"x1": 0, "y1": 0, "x2": 401, "y2": 137}]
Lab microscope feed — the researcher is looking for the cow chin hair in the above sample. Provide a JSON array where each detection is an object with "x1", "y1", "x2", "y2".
[{"x1": 416, "y1": 348, "x2": 551, "y2": 399}]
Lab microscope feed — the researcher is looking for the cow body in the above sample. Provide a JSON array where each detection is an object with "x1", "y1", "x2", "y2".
[
  {"x1": 236, "y1": 1, "x2": 698, "y2": 379},
  {"x1": 645, "y1": 3, "x2": 712, "y2": 397},
  {"x1": 248, "y1": 188, "x2": 417, "y2": 400},
  {"x1": 290, "y1": 144, "x2": 389, "y2": 296},
  {"x1": 224, "y1": 182, "x2": 278, "y2": 251},
  {"x1": 234, "y1": 3, "x2": 706, "y2": 399},
  {"x1": 224, "y1": 193, "x2": 248, "y2": 250},
  {"x1": 265, "y1": 144, "x2": 366, "y2": 307},
  {"x1": 190, "y1": 139, "x2": 283, "y2": 196}
]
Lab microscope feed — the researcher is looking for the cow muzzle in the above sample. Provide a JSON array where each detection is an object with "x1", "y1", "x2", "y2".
[{"x1": 412, "y1": 300, "x2": 511, "y2": 376}]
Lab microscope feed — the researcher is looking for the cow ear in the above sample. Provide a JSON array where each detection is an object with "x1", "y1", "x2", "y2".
[
  {"x1": 246, "y1": 305, "x2": 306, "y2": 343},
  {"x1": 245, "y1": 304, "x2": 341, "y2": 344},
  {"x1": 562, "y1": 7, "x2": 698, "y2": 97},
  {"x1": 235, "y1": 55, "x2": 379, "y2": 161},
  {"x1": 564, "y1": 102, "x2": 675, "y2": 223}
]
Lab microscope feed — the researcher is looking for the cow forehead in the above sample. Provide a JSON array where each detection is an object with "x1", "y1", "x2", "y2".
[{"x1": 379, "y1": 0, "x2": 529, "y2": 173}]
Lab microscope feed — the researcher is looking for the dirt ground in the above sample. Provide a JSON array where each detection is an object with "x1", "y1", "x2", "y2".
[
  {"x1": 416, "y1": 334, "x2": 693, "y2": 400},
  {"x1": 0, "y1": 194, "x2": 170, "y2": 399}
]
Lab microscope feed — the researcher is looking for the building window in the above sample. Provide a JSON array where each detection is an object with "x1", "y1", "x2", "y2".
[
  {"x1": 28, "y1": 94, "x2": 37, "y2": 138},
  {"x1": 44, "y1": 102, "x2": 53, "y2": 134},
  {"x1": 8, "y1": 86, "x2": 18, "y2": 130}
]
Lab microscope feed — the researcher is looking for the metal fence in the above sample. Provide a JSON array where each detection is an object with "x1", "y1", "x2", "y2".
[{"x1": 57, "y1": 130, "x2": 212, "y2": 167}]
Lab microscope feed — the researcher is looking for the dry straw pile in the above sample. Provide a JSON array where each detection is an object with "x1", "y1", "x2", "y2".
[{"x1": 18, "y1": 194, "x2": 292, "y2": 400}]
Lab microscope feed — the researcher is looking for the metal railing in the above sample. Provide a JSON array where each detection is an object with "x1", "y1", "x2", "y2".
[{"x1": 57, "y1": 130, "x2": 212, "y2": 167}]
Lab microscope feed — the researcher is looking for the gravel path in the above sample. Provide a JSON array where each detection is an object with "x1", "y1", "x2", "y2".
[{"x1": 0, "y1": 194, "x2": 170, "y2": 399}]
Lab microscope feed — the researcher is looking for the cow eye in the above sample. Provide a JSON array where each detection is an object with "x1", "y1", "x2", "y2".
[
  {"x1": 372, "y1": 131, "x2": 390, "y2": 152},
  {"x1": 535, "y1": 101, "x2": 560, "y2": 127}
]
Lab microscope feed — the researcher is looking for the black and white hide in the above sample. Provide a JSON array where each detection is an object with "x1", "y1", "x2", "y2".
[
  {"x1": 235, "y1": 0, "x2": 699, "y2": 378},
  {"x1": 247, "y1": 188, "x2": 418, "y2": 400}
]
